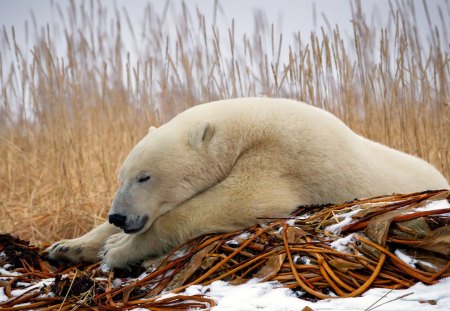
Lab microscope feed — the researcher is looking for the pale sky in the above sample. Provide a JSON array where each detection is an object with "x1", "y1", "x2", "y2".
[
  {"x1": 0, "y1": 0, "x2": 447, "y2": 85},
  {"x1": 1, "y1": 0, "x2": 445, "y2": 51}
]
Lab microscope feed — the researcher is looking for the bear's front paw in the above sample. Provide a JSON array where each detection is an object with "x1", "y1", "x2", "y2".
[
  {"x1": 43, "y1": 238, "x2": 101, "y2": 263},
  {"x1": 101, "y1": 233, "x2": 141, "y2": 269}
]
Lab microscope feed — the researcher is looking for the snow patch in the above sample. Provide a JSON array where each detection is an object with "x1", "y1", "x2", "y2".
[
  {"x1": 185, "y1": 279, "x2": 302, "y2": 311},
  {"x1": 286, "y1": 219, "x2": 297, "y2": 226},
  {"x1": 225, "y1": 232, "x2": 252, "y2": 246},
  {"x1": 330, "y1": 233, "x2": 357, "y2": 254},
  {"x1": 16, "y1": 282, "x2": 31, "y2": 287},
  {"x1": 413, "y1": 200, "x2": 450, "y2": 216},
  {"x1": 293, "y1": 255, "x2": 311, "y2": 265},
  {"x1": 100, "y1": 263, "x2": 111, "y2": 273},
  {"x1": 169, "y1": 247, "x2": 189, "y2": 260},
  {"x1": 325, "y1": 209, "x2": 361, "y2": 234},
  {"x1": 11, "y1": 278, "x2": 54, "y2": 297},
  {"x1": 0, "y1": 287, "x2": 8, "y2": 302},
  {"x1": 415, "y1": 199, "x2": 450, "y2": 211},
  {"x1": 178, "y1": 277, "x2": 450, "y2": 311},
  {"x1": 0, "y1": 268, "x2": 21, "y2": 276},
  {"x1": 296, "y1": 213, "x2": 310, "y2": 220},
  {"x1": 138, "y1": 271, "x2": 150, "y2": 280},
  {"x1": 112, "y1": 279, "x2": 122, "y2": 288},
  {"x1": 395, "y1": 249, "x2": 418, "y2": 268},
  {"x1": 394, "y1": 249, "x2": 437, "y2": 270}
]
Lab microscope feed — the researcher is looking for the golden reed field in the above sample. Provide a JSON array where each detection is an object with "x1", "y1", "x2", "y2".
[{"x1": 0, "y1": 1, "x2": 449, "y2": 243}]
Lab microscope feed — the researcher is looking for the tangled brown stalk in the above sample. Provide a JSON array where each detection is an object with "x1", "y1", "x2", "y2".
[{"x1": 1, "y1": 190, "x2": 449, "y2": 310}]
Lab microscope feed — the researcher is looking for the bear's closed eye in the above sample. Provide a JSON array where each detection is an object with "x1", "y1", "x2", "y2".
[{"x1": 137, "y1": 175, "x2": 150, "y2": 183}]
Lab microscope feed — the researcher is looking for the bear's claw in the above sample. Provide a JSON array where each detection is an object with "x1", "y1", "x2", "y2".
[{"x1": 44, "y1": 239, "x2": 100, "y2": 263}]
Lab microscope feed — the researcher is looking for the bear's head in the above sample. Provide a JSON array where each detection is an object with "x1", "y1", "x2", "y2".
[{"x1": 108, "y1": 120, "x2": 224, "y2": 234}]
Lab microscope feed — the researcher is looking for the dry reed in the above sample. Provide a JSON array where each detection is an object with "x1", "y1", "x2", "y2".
[{"x1": 0, "y1": 1, "x2": 449, "y2": 243}]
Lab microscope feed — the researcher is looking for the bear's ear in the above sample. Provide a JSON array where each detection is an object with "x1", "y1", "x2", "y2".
[
  {"x1": 188, "y1": 121, "x2": 215, "y2": 148},
  {"x1": 148, "y1": 126, "x2": 157, "y2": 133}
]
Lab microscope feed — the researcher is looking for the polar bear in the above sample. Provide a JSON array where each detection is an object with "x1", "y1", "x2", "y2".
[{"x1": 45, "y1": 97, "x2": 449, "y2": 268}]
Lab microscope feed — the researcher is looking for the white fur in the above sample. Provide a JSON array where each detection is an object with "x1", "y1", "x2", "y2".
[{"x1": 45, "y1": 98, "x2": 449, "y2": 268}]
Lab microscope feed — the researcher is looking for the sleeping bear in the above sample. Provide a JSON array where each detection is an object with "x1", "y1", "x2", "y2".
[{"x1": 45, "y1": 97, "x2": 449, "y2": 268}]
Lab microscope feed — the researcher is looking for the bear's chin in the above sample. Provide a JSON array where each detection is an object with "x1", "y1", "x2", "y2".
[
  {"x1": 123, "y1": 227, "x2": 143, "y2": 234},
  {"x1": 123, "y1": 215, "x2": 149, "y2": 234}
]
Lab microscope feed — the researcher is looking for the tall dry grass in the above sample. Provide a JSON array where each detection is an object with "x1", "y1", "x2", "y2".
[{"x1": 0, "y1": 1, "x2": 448, "y2": 243}]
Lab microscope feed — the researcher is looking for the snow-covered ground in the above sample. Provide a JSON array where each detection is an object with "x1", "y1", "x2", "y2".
[
  {"x1": 164, "y1": 277, "x2": 449, "y2": 311},
  {"x1": 153, "y1": 198, "x2": 450, "y2": 311},
  {"x1": 1, "y1": 198, "x2": 449, "y2": 310},
  {"x1": 1, "y1": 274, "x2": 448, "y2": 310}
]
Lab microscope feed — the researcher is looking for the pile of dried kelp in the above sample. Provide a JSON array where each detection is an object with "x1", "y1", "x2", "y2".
[{"x1": 0, "y1": 190, "x2": 449, "y2": 310}]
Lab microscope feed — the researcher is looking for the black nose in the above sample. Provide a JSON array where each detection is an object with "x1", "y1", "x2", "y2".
[{"x1": 109, "y1": 214, "x2": 127, "y2": 228}]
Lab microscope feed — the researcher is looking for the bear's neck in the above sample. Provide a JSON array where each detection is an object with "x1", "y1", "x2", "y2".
[{"x1": 209, "y1": 119, "x2": 276, "y2": 180}]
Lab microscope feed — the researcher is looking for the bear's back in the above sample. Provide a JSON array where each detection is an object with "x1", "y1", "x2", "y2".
[
  {"x1": 167, "y1": 98, "x2": 448, "y2": 195},
  {"x1": 171, "y1": 97, "x2": 352, "y2": 139}
]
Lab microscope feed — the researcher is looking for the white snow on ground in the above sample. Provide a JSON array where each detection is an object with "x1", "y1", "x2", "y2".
[
  {"x1": 324, "y1": 199, "x2": 450, "y2": 236},
  {"x1": 172, "y1": 277, "x2": 450, "y2": 311},
  {"x1": 3, "y1": 200, "x2": 450, "y2": 310},
  {"x1": 0, "y1": 287, "x2": 8, "y2": 302},
  {"x1": 286, "y1": 219, "x2": 297, "y2": 226},
  {"x1": 330, "y1": 233, "x2": 357, "y2": 254},
  {"x1": 184, "y1": 280, "x2": 303, "y2": 311},
  {"x1": 394, "y1": 249, "x2": 437, "y2": 270},
  {"x1": 3, "y1": 265, "x2": 446, "y2": 311},
  {"x1": 414, "y1": 199, "x2": 450, "y2": 212},
  {"x1": 413, "y1": 200, "x2": 450, "y2": 216},
  {"x1": 225, "y1": 232, "x2": 252, "y2": 246},
  {"x1": 324, "y1": 209, "x2": 361, "y2": 234},
  {"x1": 292, "y1": 255, "x2": 311, "y2": 265},
  {"x1": 0, "y1": 268, "x2": 21, "y2": 277},
  {"x1": 10, "y1": 278, "x2": 55, "y2": 297},
  {"x1": 395, "y1": 249, "x2": 422, "y2": 268}
]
